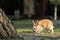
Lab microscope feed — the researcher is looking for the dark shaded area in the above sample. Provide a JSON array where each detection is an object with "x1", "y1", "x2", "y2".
[
  {"x1": 0, "y1": 0, "x2": 14, "y2": 15},
  {"x1": 0, "y1": 0, "x2": 60, "y2": 19}
]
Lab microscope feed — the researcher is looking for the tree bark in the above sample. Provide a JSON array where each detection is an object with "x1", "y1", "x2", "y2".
[
  {"x1": 0, "y1": 8, "x2": 24, "y2": 40},
  {"x1": 54, "y1": 5, "x2": 57, "y2": 20}
]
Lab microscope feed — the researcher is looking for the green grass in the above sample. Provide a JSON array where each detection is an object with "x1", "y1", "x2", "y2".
[
  {"x1": 13, "y1": 19, "x2": 60, "y2": 33},
  {"x1": 13, "y1": 20, "x2": 33, "y2": 33}
]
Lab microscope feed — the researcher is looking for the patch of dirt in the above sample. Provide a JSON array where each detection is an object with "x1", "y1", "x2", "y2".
[{"x1": 20, "y1": 33, "x2": 60, "y2": 40}]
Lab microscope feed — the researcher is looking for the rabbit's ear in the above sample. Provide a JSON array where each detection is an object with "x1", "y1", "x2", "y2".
[
  {"x1": 36, "y1": 20, "x2": 39, "y2": 22},
  {"x1": 32, "y1": 20, "x2": 36, "y2": 25},
  {"x1": 36, "y1": 20, "x2": 39, "y2": 25}
]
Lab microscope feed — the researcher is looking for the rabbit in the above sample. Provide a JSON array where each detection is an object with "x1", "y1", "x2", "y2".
[{"x1": 32, "y1": 19, "x2": 54, "y2": 33}]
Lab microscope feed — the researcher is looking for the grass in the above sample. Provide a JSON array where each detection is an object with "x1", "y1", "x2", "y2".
[
  {"x1": 13, "y1": 19, "x2": 60, "y2": 33},
  {"x1": 13, "y1": 19, "x2": 33, "y2": 33}
]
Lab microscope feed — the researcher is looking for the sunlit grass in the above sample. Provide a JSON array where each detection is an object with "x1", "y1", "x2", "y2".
[{"x1": 17, "y1": 28, "x2": 32, "y2": 33}]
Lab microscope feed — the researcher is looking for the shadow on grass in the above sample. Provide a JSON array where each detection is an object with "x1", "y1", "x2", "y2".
[
  {"x1": 21, "y1": 32, "x2": 60, "y2": 40},
  {"x1": 37, "y1": 36, "x2": 60, "y2": 39}
]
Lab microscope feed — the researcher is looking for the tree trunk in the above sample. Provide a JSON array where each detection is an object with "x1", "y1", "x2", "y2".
[
  {"x1": 24, "y1": 0, "x2": 34, "y2": 15},
  {"x1": 54, "y1": 5, "x2": 57, "y2": 20},
  {"x1": 0, "y1": 8, "x2": 24, "y2": 40}
]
